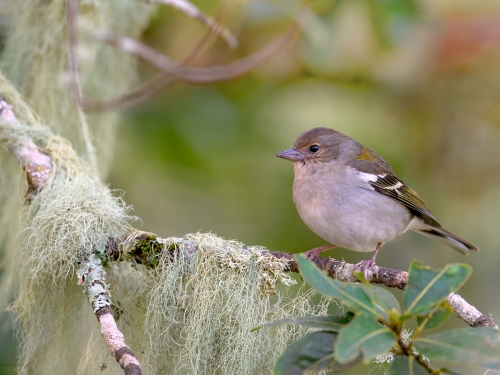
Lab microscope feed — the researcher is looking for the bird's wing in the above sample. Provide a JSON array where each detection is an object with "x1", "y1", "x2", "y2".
[
  {"x1": 347, "y1": 150, "x2": 440, "y2": 227},
  {"x1": 368, "y1": 174, "x2": 440, "y2": 227}
]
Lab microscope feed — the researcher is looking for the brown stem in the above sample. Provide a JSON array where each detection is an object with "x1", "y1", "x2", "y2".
[
  {"x1": 397, "y1": 336, "x2": 438, "y2": 374},
  {"x1": 91, "y1": 22, "x2": 300, "y2": 84},
  {"x1": 81, "y1": 20, "x2": 215, "y2": 112},
  {"x1": 96, "y1": 306, "x2": 142, "y2": 375},
  {"x1": 66, "y1": 0, "x2": 83, "y2": 107},
  {"x1": 78, "y1": 255, "x2": 143, "y2": 375}
]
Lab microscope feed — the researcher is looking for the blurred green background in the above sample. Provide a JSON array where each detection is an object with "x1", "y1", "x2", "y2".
[{"x1": 4, "y1": 0, "x2": 500, "y2": 373}]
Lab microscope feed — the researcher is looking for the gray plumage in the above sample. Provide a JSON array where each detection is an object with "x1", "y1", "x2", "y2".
[{"x1": 277, "y1": 127, "x2": 478, "y2": 256}]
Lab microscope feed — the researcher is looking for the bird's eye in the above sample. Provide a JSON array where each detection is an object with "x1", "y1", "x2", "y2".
[{"x1": 309, "y1": 144, "x2": 320, "y2": 153}]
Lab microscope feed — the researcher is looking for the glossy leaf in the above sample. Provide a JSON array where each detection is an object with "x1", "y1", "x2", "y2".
[
  {"x1": 404, "y1": 261, "x2": 471, "y2": 315},
  {"x1": 416, "y1": 301, "x2": 453, "y2": 331},
  {"x1": 295, "y1": 254, "x2": 379, "y2": 316},
  {"x1": 335, "y1": 313, "x2": 396, "y2": 364},
  {"x1": 389, "y1": 357, "x2": 429, "y2": 375},
  {"x1": 273, "y1": 331, "x2": 361, "y2": 375},
  {"x1": 372, "y1": 286, "x2": 401, "y2": 318},
  {"x1": 415, "y1": 327, "x2": 500, "y2": 369},
  {"x1": 254, "y1": 312, "x2": 354, "y2": 332}
]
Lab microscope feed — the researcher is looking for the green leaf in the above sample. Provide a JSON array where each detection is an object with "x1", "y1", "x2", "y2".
[
  {"x1": 273, "y1": 331, "x2": 361, "y2": 375},
  {"x1": 335, "y1": 313, "x2": 396, "y2": 364},
  {"x1": 295, "y1": 254, "x2": 379, "y2": 316},
  {"x1": 389, "y1": 357, "x2": 430, "y2": 375},
  {"x1": 415, "y1": 327, "x2": 500, "y2": 369},
  {"x1": 404, "y1": 261, "x2": 471, "y2": 315},
  {"x1": 372, "y1": 286, "x2": 401, "y2": 318},
  {"x1": 253, "y1": 312, "x2": 354, "y2": 332},
  {"x1": 416, "y1": 301, "x2": 453, "y2": 331}
]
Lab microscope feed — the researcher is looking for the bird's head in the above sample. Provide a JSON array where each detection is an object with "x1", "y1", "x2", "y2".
[{"x1": 276, "y1": 127, "x2": 359, "y2": 164}]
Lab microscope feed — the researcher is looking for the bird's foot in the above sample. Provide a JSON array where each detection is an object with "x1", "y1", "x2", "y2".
[
  {"x1": 354, "y1": 259, "x2": 377, "y2": 280},
  {"x1": 354, "y1": 242, "x2": 382, "y2": 280},
  {"x1": 305, "y1": 244, "x2": 336, "y2": 260}
]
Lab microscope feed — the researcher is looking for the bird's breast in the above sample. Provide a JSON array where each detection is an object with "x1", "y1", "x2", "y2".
[{"x1": 292, "y1": 163, "x2": 413, "y2": 252}]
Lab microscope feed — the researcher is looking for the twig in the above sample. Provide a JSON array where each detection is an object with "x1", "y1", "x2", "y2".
[
  {"x1": 144, "y1": 0, "x2": 238, "y2": 49},
  {"x1": 78, "y1": 254, "x2": 142, "y2": 375},
  {"x1": 82, "y1": 20, "x2": 216, "y2": 111},
  {"x1": 0, "y1": 98, "x2": 52, "y2": 193},
  {"x1": 91, "y1": 22, "x2": 300, "y2": 83},
  {"x1": 447, "y1": 292, "x2": 497, "y2": 328},
  {"x1": 66, "y1": 0, "x2": 99, "y2": 174},
  {"x1": 82, "y1": 73, "x2": 176, "y2": 111},
  {"x1": 66, "y1": 0, "x2": 83, "y2": 107}
]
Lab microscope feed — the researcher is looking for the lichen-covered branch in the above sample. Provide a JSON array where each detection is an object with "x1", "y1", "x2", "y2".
[
  {"x1": 269, "y1": 251, "x2": 409, "y2": 290},
  {"x1": 77, "y1": 255, "x2": 142, "y2": 375},
  {"x1": 0, "y1": 98, "x2": 52, "y2": 193},
  {"x1": 1, "y1": 96, "x2": 142, "y2": 374},
  {"x1": 448, "y1": 292, "x2": 497, "y2": 328},
  {"x1": 107, "y1": 233, "x2": 498, "y2": 329}
]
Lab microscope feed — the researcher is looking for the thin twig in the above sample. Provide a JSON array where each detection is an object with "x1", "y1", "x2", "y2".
[
  {"x1": 78, "y1": 255, "x2": 142, "y2": 375},
  {"x1": 66, "y1": 0, "x2": 99, "y2": 175},
  {"x1": 144, "y1": 0, "x2": 238, "y2": 49},
  {"x1": 91, "y1": 22, "x2": 300, "y2": 83},
  {"x1": 82, "y1": 19, "x2": 216, "y2": 111}
]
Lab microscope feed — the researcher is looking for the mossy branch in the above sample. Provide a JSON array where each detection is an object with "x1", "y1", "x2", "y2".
[
  {"x1": 106, "y1": 231, "x2": 497, "y2": 329},
  {"x1": 0, "y1": 97, "x2": 143, "y2": 375}
]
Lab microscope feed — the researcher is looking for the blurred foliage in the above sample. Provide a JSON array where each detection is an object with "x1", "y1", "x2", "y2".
[{"x1": 3, "y1": 0, "x2": 500, "y2": 373}]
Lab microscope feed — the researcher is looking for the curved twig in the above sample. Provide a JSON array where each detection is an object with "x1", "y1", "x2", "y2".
[
  {"x1": 91, "y1": 22, "x2": 300, "y2": 84},
  {"x1": 143, "y1": 0, "x2": 238, "y2": 49}
]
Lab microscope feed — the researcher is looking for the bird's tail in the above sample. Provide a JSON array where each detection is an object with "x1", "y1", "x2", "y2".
[{"x1": 416, "y1": 225, "x2": 479, "y2": 255}]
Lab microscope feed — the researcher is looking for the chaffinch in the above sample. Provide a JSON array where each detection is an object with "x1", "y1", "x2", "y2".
[{"x1": 277, "y1": 127, "x2": 478, "y2": 274}]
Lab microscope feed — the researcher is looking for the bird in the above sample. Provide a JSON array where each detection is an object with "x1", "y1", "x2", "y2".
[{"x1": 276, "y1": 127, "x2": 478, "y2": 275}]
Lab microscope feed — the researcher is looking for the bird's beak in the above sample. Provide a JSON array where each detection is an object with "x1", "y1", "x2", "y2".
[{"x1": 276, "y1": 148, "x2": 304, "y2": 162}]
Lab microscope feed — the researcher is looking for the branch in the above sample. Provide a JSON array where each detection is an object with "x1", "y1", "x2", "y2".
[
  {"x1": 0, "y1": 97, "x2": 142, "y2": 374},
  {"x1": 91, "y1": 22, "x2": 300, "y2": 83},
  {"x1": 143, "y1": 0, "x2": 238, "y2": 49},
  {"x1": 106, "y1": 234, "x2": 498, "y2": 329},
  {"x1": 0, "y1": 98, "x2": 52, "y2": 193},
  {"x1": 77, "y1": 254, "x2": 142, "y2": 375}
]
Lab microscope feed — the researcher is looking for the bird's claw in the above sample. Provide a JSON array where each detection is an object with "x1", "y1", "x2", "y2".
[
  {"x1": 305, "y1": 248, "x2": 322, "y2": 260},
  {"x1": 354, "y1": 259, "x2": 376, "y2": 280}
]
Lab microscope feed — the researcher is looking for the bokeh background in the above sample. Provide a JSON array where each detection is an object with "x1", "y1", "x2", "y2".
[{"x1": 3, "y1": 0, "x2": 500, "y2": 374}]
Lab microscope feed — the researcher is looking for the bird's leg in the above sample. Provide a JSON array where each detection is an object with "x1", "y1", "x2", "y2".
[
  {"x1": 355, "y1": 242, "x2": 382, "y2": 279},
  {"x1": 305, "y1": 244, "x2": 336, "y2": 260}
]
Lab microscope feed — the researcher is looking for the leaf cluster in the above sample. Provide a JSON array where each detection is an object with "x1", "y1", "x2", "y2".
[{"x1": 260, "y1": 255, "x2": 500, "y2": 374}]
